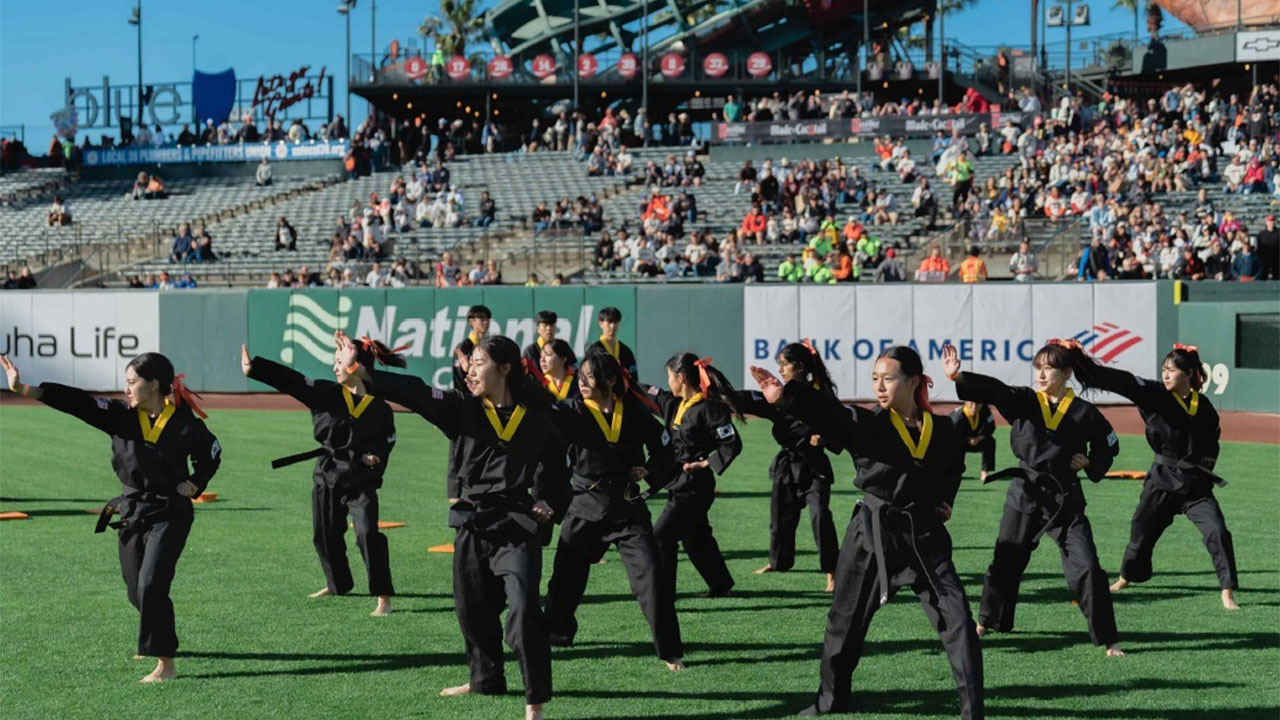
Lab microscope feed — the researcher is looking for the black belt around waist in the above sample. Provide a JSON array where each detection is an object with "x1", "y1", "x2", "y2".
[
  {"x1": 1152, "y1": 454, "x2": 1227, "y2": 488},
  {"x1": 271, "y1": 447, "x2": 327, "y2": 469},
  {"x1": 983, "y1": 467, "x2": 1069, "y2": 540},
  {"x1": 861, "y1": 495, "x2": 943, "y2": 606}
]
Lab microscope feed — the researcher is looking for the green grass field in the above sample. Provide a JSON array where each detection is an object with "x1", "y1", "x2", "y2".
[{"x1": 1, "y1": 404, "x2": 1277, "y2": 719}]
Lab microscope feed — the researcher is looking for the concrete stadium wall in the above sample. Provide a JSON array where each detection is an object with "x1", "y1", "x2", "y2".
[{"x1": 3, "y1": 281, "x2": 1276, "y2": 413}]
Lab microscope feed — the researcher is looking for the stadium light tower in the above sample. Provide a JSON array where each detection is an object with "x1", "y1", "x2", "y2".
[
  {"x1": 192, "y1": 35, "x2": 199, "y2": 74},
  {"x1": 338, "y1": 0, "x2": 356, "y2": 124},
  {"x1": 128, "y1": 2, "x2": 142, "y2": 128}
]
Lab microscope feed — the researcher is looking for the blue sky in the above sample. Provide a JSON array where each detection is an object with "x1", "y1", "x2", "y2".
[{"x1": 0, "y1": 0, "x2": 1190, "y2": 138}]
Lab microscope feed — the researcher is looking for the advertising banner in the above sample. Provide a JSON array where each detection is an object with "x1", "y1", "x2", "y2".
[
  {"x1": 715, "y1": 111, "x2": 1038, "y2": 144},
  {"x1": 247, "y1": 288, "x2": 635, "y2": 390},
  {"x1": 83, "y1": 140, "x2": 349, "y2": 167},
  {"x1": 0, "y1": 292, "x2": 159, "y2": 390},
  {"x1": 742, "y1": 284, "x2": 1158, "y2": 403}
]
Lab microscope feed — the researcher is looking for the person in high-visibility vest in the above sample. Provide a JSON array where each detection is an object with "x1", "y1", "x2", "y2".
[
  {"x1": 430, "y1": 45, "x2": 445, "y2": 81},
  {"x1": 958, "y1": 246, "x2": 988, "y2": 283},
  {"x1": 949, "y1": 154, "x2": 975, "y2": 212}
]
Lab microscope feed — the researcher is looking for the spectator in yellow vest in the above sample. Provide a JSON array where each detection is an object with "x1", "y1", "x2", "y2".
[{"x1": 959, "y1": 246, "x2": 988, "y2": 283}]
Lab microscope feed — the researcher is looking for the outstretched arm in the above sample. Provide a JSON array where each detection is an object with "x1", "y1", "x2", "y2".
[
  {"x1": 4, "y1": 354, "x2": 123, "y2": 434},
  {"x1": 1071, "y1": 361, "x2": 1164, "y2": 407},
  {"x1": 942, "y1": 345, "x2": 1024, "y2": 417},
  {"x1": 336, "y1": 331, "x2": 461, "y2": 434},
  {"x1": 243, "y1": 345, "x2": 329, "y2": 408}
]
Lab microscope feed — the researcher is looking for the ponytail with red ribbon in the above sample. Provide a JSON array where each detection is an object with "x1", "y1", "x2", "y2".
[
  {"x1": 801, "y1": 338, "x2": 818, "y2": 356},
  {"x1": 172, "y1": 373, "x2": 208, "y2": 419},
  {"x1": 1173, "y1": 343, "x2": 1199, "y2": 353},
  {"x1": 692, "y1": 357, "x2": 714, "y2": 396},
  {"x1": 360, "y1": 336, "x2": 411, "y2": 367},
  {"x1": 1047, "y1": 338, "x2": 1084, "y2": 351},
  {"x1": 620, "y1": 367, "x2": 661, "y2": 414},
  {"x1": 914, "y1": 374, "x2": 934, "y2": 414}
]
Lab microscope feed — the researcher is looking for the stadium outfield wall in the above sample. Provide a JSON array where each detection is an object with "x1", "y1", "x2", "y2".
[{"x1": 0, "y1": 283, "x2": 1275, "y2": 412}]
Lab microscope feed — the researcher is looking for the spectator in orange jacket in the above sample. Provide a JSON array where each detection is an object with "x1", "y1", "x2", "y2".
[
  {"x1": 916, "y1": 244, "x2": 950, "y2": 281},
  {"x1": 741, "y1": 203, "x2": 768, "y2": 245}
]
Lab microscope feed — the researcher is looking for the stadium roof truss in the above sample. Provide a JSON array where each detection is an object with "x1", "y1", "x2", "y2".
[{"x1": 483, "y1": 0, "x2": 933, "y2": 73}]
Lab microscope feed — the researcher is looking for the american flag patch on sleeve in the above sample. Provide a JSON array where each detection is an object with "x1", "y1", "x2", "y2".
[
  {"x1": 431, "y1": 388, "x2": 444, "y2": 400},
  {"x1": 96, "y1": 397, "x2": 110, "y2": 410}
]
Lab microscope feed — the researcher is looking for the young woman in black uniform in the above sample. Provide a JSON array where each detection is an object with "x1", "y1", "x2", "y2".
[
  {"x1": 949, "y1": 401, "x2": 997, "y2": 482},
  {"x1": 644, "y1": 354, "x2": 743, "y2": 599},
  {"x1": 752, "y1": 345, "x2": 982, "y2": 719},
  {"x1": 743, "y1": 340, "x2": 840, "y2": 592},
  {"x1": 242, "y1": 337, "x2": 401, "y2": 616},
  {"x1": 1073, "y1": 344, "x2": 1239, "y2": 610},
  {"x1": 335, "y1": 331, "x2": 567, "y2": 720},
  {"x1": 543, "y1": 347, "x2": 685, "y2": 670},
  {"x1": 941, "y1": 341, "x2": 1125, "y2": 656},
  {"x1": 537, "y1": 339, "x2": 580, "y2": 401},
  {"x1": 2, "y1": 352, "x2": 221, "y2": 683}
]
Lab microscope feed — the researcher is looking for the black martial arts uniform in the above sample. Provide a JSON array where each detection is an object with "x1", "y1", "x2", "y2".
[
  {"x1": 38, "y1": 383, "x2": 221, "y2": 658},
  {"x1": 954, "y1": 371, "x2": 1121, "y2": 647},
  {"x1": 590, "y1": 338, "x2": 639, "y2": 382},
  {"x1": 1080, "y1": 365, "x2": 1236, "y2": 590},
  {"x1": 248, "y1": 357, "x2": 396, "y2": 597},
  {"x1": 737, "y1": 389, "x2": 839, "y2": 574},
  {"x1": 645, "y1": 386, "x2": 742, "y2": 597},
  {"x1": 543, "y1": 395, "x2": 683, "y2": 661},
  {"x1": 778, "y1": 382, "x2": 982, "y2": 719},
  {"x1": 949, "y1": 404, "x2": 997, "y2": 475},
  {"x1": 367, "y1": 368, "x2": 570, "y2": 706},
  {"x1": 522, "y1": 338, "x2": 549, "y2": 371},
  {"x1": 541, "y1": 371, "x2": 581, "y2": 402},
  {"x1": 447, "y1": 332, "x2": 483, "y2": 499}
]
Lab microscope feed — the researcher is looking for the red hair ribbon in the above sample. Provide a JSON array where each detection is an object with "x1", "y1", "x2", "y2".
[
  {"x1": 360, "y1": 336, "x2": 410, "y2": 366},
  {"x1": 1048, "y1": 338, "x2": 1083, "y2": 351},
  {"x1": 915, "y1": 373, "x2": 934, "y2": 414},
  {"x1": 620, "y1": 367, "x2": 661, "y2": 413},
  {"x1": 172, "y1": 373, "x2": 208, "y2": 419},
  {"x1": 523, "y1": 357, "x2": 547, "y2": 386},
  {"x1": 802, "y1": 338, "x2": 818, "y2": 356},
  {"x1": 693, "y1": 357, "x2": 714, "y2": 396},
  {"x1": 1173, "y1": 343, "x2": 1199, "y2": 353}
]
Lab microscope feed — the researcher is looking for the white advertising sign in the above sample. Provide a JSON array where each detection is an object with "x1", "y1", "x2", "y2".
[
  {"x1": 1237, "y1": 31, "x2": 1280, "y2": 62},
  {"x1": 0, "y1": 291, "x2": 160, "y2": 390},
  {"x1": 743, "y1": 284, "x2": 1158, "y2": 404}
]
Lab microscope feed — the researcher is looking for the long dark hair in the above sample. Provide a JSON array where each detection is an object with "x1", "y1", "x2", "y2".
[
  {"x1": 666, "y1": 352, "x2": 744, "y2": 422},
  {"x1": 1163, "y1": 344, "x2": 1204, "y2": 390},
  {"x1": 1034, "y1": 339, "x2": 1103, "y2": 394},
  {"x1": 127, "y1": 351, "x2": 207, "y2": 418},
  {"x1": 779, "y1": 339, "x2": 837, "y2": 396},
  {"x1": 477, "y1": 335, "x2": 549, "y2": 410},
  {"x1": 127, "y1": 352, "x2": 175, "y2": 395},
  {"x1": 876, "y1": 345, "x2": 932, "y2": 413},
  {"x1": 355, "y1": 336, "x2": 408, "y2": 369},
  {"x1": 546, "y1": 339, "x2": 577, "y2": 370},
  {"x1": 582, "y1": 346, "x2": 659, "y2": 413}
]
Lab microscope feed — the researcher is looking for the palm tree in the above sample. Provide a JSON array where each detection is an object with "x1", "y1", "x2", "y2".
[
  {"x1": 1113, "y1": 0, "x2": 1140, "y2": 44},
  {"x1": 418, "y1": 0, "x2": 485, "y2": 59}
]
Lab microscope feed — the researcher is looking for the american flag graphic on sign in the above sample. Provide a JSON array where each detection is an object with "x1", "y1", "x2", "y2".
[{"x1": 1071, "y1": 322, "x2": 1143, "y2": 364}]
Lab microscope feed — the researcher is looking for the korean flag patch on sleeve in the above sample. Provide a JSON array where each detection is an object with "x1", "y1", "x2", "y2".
[
  {"x1": 1106, "y1": 431, "x2": 1118, "y2": 448},
  {"x1": 715, "y1": 424, "x2": 737, "y2": 440},
  {"x1": 431, "y1": 388, "x2": 444, "y2": 400},
  {"x1": 661, "y1": 429, "x2": 671, "y2": 446}
]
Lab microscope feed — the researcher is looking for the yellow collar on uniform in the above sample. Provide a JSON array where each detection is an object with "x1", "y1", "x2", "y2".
[
  {"x1": 1171, "y1": 390, "x2": 1199, "y2": 416},
  {"x1": 138, "y1": 401, "x2": 176, "y2": 444},
  {"x1": 468, "y1": 331, "x2": 482, "y2": 346},
  {"x1": 673, "y1": 392, "x2": 703, "y2": 427},
  {"x1": 600, "y1": 337, "x2": 620, "y2": 359},
  {"x1": 342, "y1": 385, "x2": 375, "y2": 419},
  {"x1": 889, "y1": 409, "x2": 933, "y2": 461},
  {"x1": 585, "y1": 397, "x2": 624, "y2": 443},
  {"x1": 1036, "y1": 389, "x2": 1075, "y2": 431},
  {"x1": 546, "y1": 371, "x2": 575, "y2": 400},
  {"x1": 962, "y1": 405, "x2": 980, "y2": 431},
  {"x1": 482, "y1": 399, "x2": 526, "y2": 442},
  {"x1": 536, "y1": 336, "x2": 547, "y2": 349}
]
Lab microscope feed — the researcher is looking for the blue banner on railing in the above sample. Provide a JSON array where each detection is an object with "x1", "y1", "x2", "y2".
[{"x1": 82, "y1": 140, "x2": 348, "y2": 166}]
